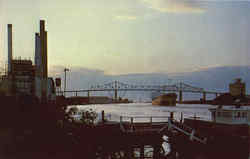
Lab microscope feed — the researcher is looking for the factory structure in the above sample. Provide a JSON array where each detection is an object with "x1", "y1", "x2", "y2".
[
  {"x1": 0, "y1": 20, "x2": 56, "y2": 102},
  {"x1": 229, "y1": 78, "x2": 246, "y2": 97}
]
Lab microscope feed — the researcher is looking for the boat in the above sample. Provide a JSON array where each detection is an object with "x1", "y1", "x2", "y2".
[
  {"x1": 209, "y1": 105, "x2": 250, "y2": 125},
  {"x1": 152, "y1": 93, "x2": 177, "y2": 106}
]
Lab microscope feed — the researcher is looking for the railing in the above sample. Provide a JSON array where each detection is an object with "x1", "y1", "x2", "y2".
[
  {"x1": 233, "y1": 117, "x2": 248, "y2": 122},
  {"x1": 120, "y1": 116, "x2": 170, "y2": 123},
  {"x1": 165, "y1": 118, "x2": 207, "y2": 144},
  {"x1": 215, "y1": 117, "x2": 248, "y2": 124},
  {"x1": 119, "y1": 116, "x2": 170, "y2": 133},
  {"x1": 118, "y1": 115, "x2": 207, "y2": 144}
]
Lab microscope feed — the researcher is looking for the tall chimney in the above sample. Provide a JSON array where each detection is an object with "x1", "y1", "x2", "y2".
[
  {"x1": 35, "y1": 33, "x2": 42, "y2": 101},
  {"x1": 40, "y1": 20, "x2": 45, "y2": 77},
  {"x1": 44, "y1": 31, "x2": 48, "y2": 78},
  {"x1": 40, "y1": 20, "x2": 48, "y2": 79},
  {"x1": 35, "y1": 33, "x2": 41, "y2": 75},
  {"x1": 7, "y1": 24, "x2": 13, "y2": 74},
  {"x1": 39, "y1": 20, "x2": 48, "y2": 102}
]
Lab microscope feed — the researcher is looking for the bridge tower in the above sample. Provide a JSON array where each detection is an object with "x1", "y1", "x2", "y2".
[
  {"x1": 114, "y1": 80, "x2": 118, "y2": 102},
  {"x1": 179, "y1": 82, "x2": 183, "y2": 103},
  {"x1": 179, "y1": 91, "x2": 183, "y2": 104}
]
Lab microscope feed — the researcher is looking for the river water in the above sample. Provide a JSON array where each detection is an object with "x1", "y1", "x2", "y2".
[{"x1": 75, "y1": 103, "x2": 217, "y2": 123}]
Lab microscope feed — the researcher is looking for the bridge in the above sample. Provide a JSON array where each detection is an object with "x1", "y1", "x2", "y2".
[{"x1": 62, "y1": 80, "x2": 224, "y2": 103}]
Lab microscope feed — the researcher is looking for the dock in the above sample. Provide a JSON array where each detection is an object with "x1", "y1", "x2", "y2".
[{"x1": 85, "y1": 114, "x2": 208, "y2": 159}]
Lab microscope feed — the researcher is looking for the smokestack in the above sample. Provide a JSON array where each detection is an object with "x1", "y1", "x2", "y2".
[
  {"x1": 8, "y1": 24, "x2": 13, "y2": 74},
  {"x1": 35, "y1": 33, "x2": 41, "y2": 74},
  {"x1": 40, "y1": 20, "x2": 48, "y2": 78},
  {"x1": 44, "y1": 31, "x2": 48, "y2": 78},
  {"x1": 39, "y1": 20, "x2": 48, "y2": 102},
  {"x1": 35, "y1": 33, "x2": 42, "y2": 101},
  {"x1": 40, "y1": 20, "x2": 45, "y2": 76}
]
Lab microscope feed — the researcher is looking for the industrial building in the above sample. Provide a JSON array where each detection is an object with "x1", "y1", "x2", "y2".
[
  {"x1": 229, "y1": 78, "x2": 246, "y2": 97},
  {"x1": 0, "y1": 20, "x2": 56, "y2": 102},
  {"x1": 212, "y1": 79, "x2": 249, "y2": 105},
  {"x1": 11, "y1": 59, "x2": 36, "y2": 95}
]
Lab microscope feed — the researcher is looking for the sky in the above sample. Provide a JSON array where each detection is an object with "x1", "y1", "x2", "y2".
[{"x1": 0, "y1": 0, "x2": 250, "y2": 75}]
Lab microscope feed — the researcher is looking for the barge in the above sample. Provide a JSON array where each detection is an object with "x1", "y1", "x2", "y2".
[{"x1": 152, "y1": 93, "x2": 177, "y2": 106}]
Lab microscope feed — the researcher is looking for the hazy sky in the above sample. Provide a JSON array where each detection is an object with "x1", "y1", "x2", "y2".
[{"x1": 0, "y1": 0, "x2": 250, "y2": 75}]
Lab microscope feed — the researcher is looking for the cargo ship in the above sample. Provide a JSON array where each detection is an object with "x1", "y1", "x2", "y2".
[{"x1": 152, "y1": 93, "x2": 177, "y2": 106}]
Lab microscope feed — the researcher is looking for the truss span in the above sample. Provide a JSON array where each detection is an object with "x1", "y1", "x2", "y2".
[{"x1": 89, "y1": 81, "x2": 204, "y2": 93}]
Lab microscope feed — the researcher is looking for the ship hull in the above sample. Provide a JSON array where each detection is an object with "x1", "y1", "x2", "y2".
[{"x1": 152, "y1": 93, "x2": 177, "y2": 106}]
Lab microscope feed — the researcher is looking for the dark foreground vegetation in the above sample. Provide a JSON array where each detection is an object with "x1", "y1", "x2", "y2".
[{"x1": 0, "y1": 95, "x2": 100, "y2": 159}]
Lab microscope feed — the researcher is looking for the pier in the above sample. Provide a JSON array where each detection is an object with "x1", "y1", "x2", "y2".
[{"x1": 79, "y1": 112, "x2": 209, "y2": 159}]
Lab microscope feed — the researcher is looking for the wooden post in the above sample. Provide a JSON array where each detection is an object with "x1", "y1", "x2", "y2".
[
  {"x1": 101, "y1": 110, "x2": 105, "y2": 123},
  {"x1": 170, "y1": 112, "x2": 174, "y2": 120},
  {"x1": 180, "y1": 112, "x2": 183, "y2": 123},
  {"x1": 130, "y1": 117, "x2": 134, "y2": 131},
  {"x1": 203, "y1": 92, "x2": 206, "y2": 103},
  {"x1": 168, "y1": 117, "x2": 172, "y2": 130},
  {"x1": 114, "y1": 81, "x2": 118, "y2": 102}
]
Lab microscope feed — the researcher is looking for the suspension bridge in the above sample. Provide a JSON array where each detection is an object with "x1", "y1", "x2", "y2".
[{"x1": 62, "y1": 80, "x2": 224, "y2": 103}]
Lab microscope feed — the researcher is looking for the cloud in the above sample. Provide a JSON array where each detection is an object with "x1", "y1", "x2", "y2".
[
  {"x1": 114, "y1": 15, "x2": 138, "y2": 20},
  {"x1": 141, "y1": 0, "x2": 205, "y2": 13}
]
